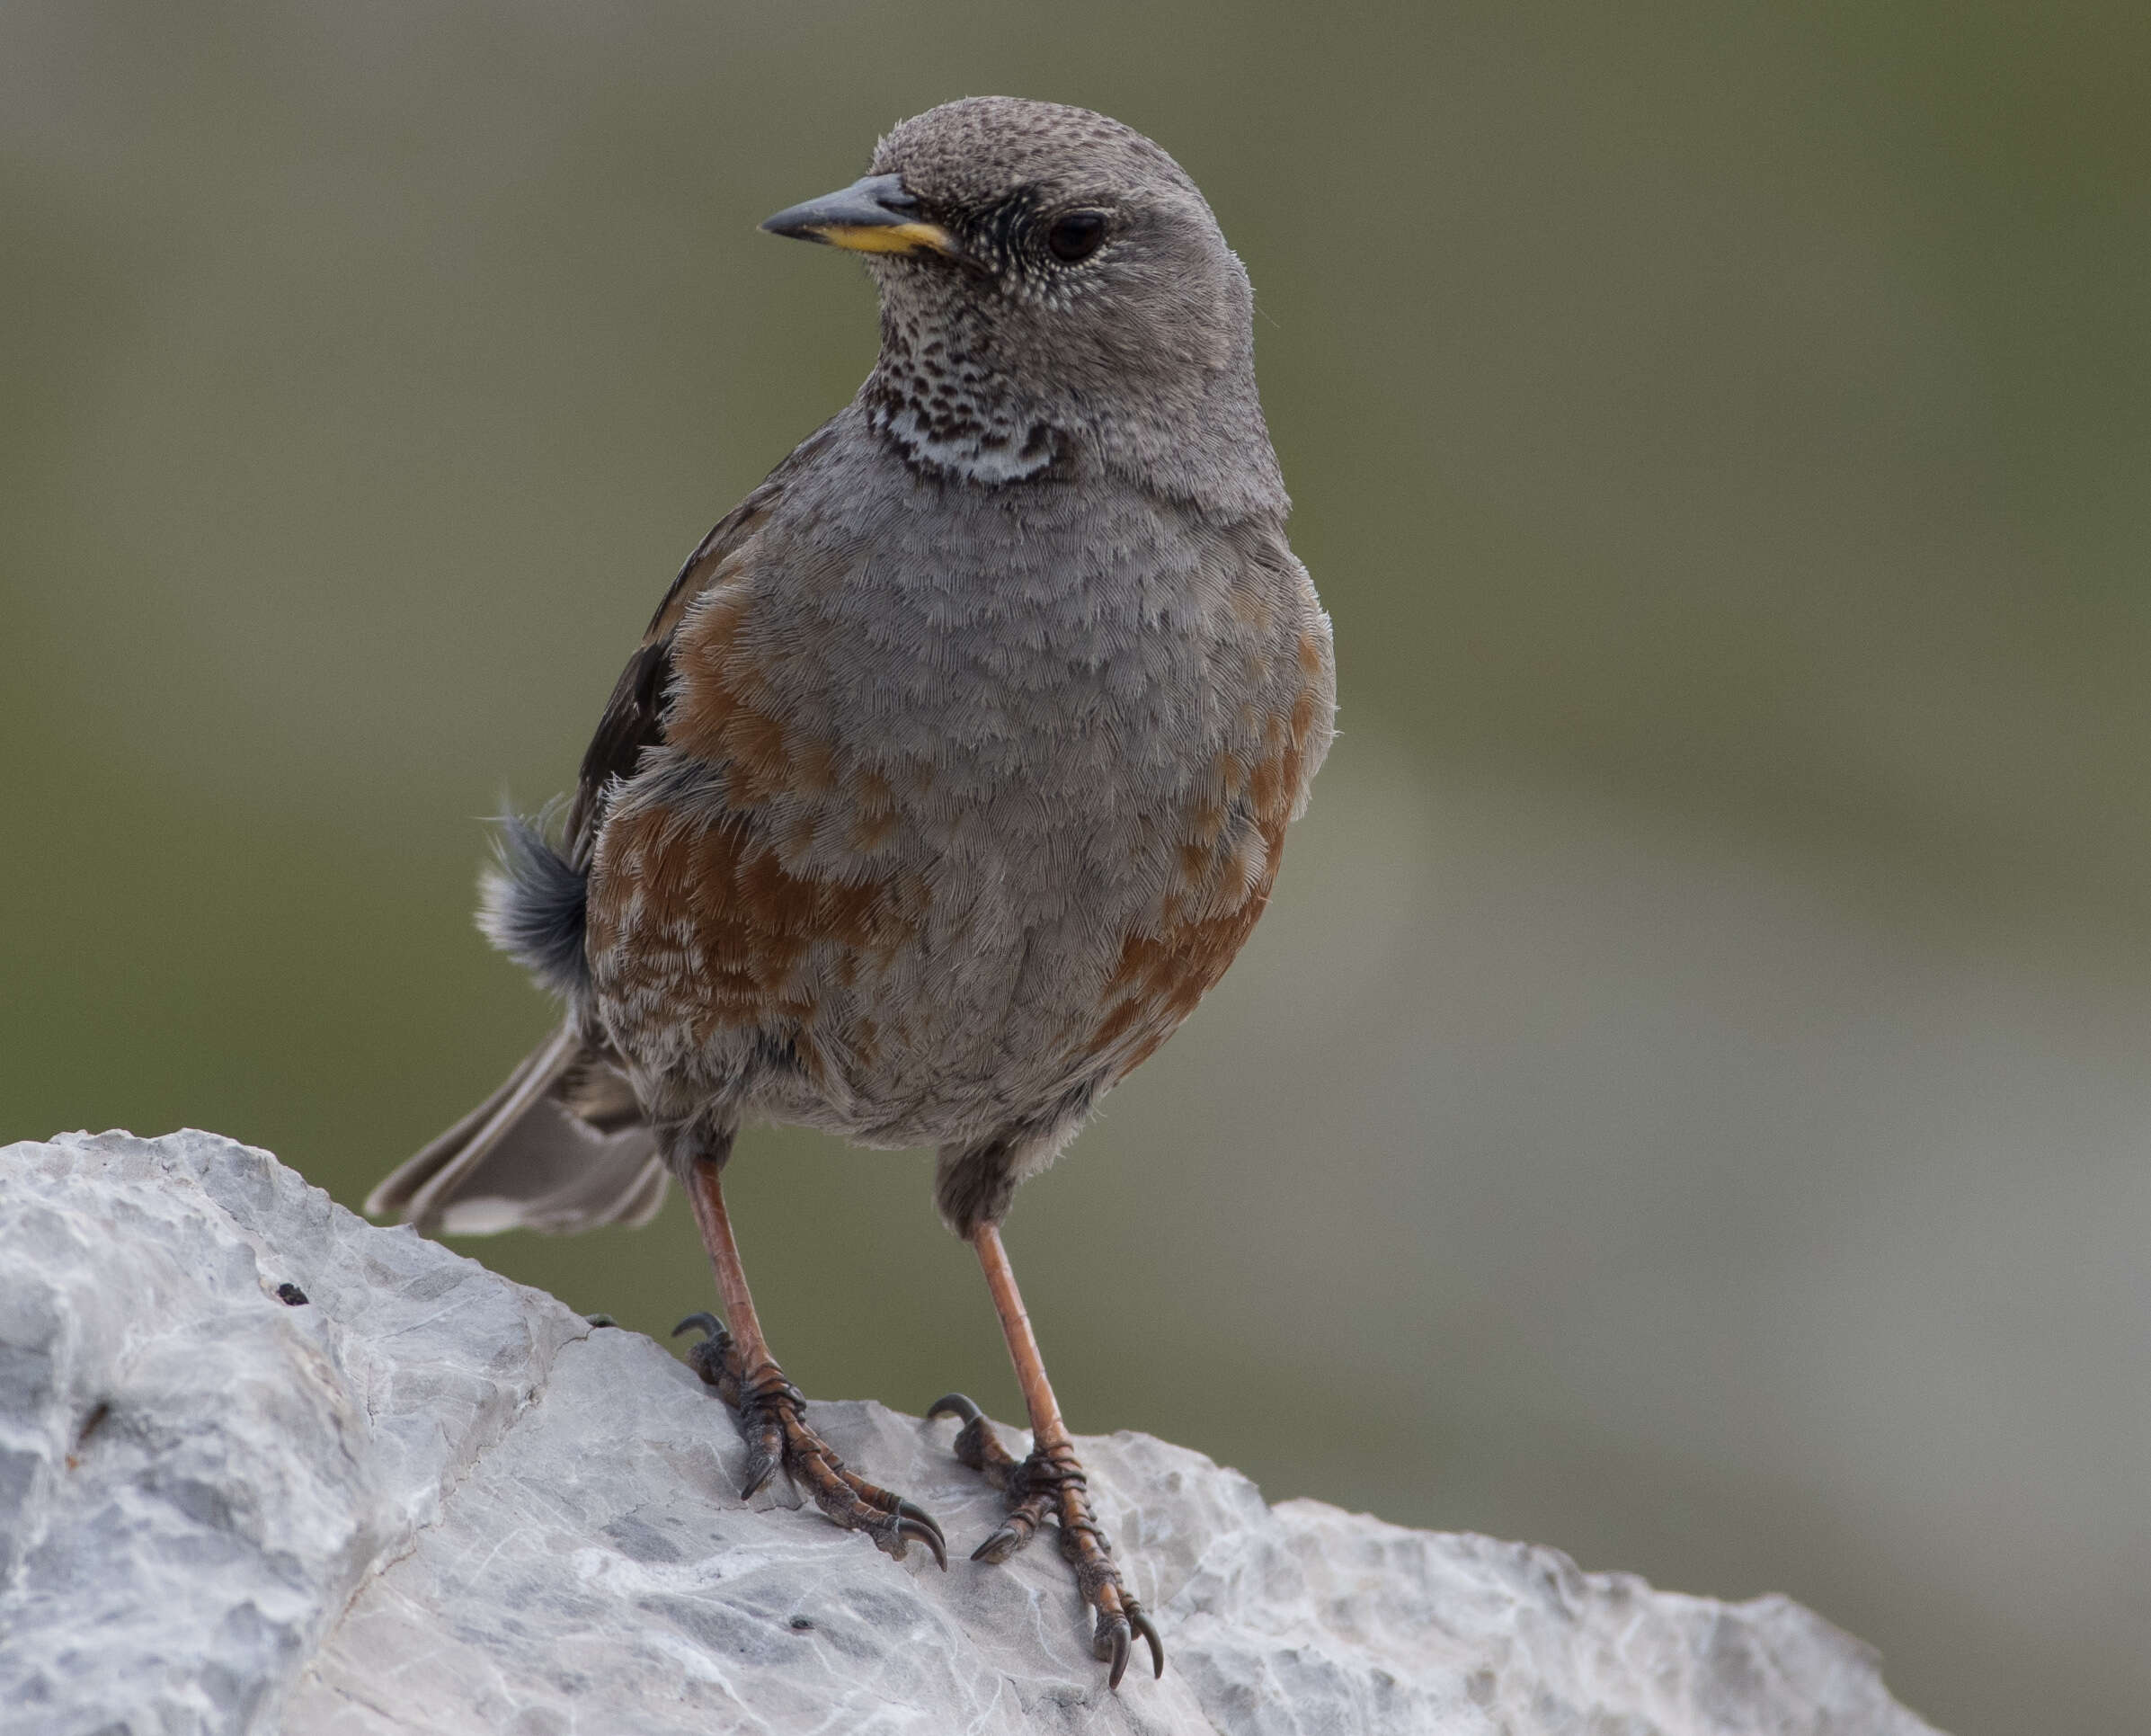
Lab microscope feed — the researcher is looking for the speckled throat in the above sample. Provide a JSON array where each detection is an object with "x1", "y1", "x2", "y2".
[{"x1": 862, "y1": 310, "x2": 1062, "y2": 485}]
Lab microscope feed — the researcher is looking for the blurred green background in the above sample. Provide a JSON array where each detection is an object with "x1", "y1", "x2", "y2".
[{"x1": 5, "y1": 3, "x2": 2148, "y2": 1729}]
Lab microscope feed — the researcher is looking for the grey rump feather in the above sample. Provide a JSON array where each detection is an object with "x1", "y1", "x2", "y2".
[
  {"x1": 476, "y1": 815, "x2": 591, "y2": 1000},
  {"x1": 369, "y1": 97, "x2": 1335, "y2": 1239}
]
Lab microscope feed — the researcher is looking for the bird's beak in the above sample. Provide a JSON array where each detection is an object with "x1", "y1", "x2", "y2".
[{"x1": 760, "y1": 173, "x2": 961, "y2": 258}]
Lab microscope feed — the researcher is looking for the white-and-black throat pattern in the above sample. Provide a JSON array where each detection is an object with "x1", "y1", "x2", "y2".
[{"x1": 863, "y1": 315, "x2": 1062, "y2": 485}]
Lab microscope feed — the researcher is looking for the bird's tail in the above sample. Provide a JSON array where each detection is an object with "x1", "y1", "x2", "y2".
[{"x1": 366, "y1": 1025, "x2": 667, "y2": 1235}]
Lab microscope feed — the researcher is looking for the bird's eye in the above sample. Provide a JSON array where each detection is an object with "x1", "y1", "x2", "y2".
[{"x1": 1045, "y1": 210, "x2": 1109, "y2": 263}]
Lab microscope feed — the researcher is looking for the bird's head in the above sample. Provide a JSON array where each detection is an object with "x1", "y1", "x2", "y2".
[{"x1": 762, "y1": 97, "x2": 1280, "y2": 510}]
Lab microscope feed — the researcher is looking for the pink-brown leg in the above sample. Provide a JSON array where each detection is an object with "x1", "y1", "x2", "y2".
[
  {"x1": 929, "y1": 1224, "x2": 1163, "y2": 1688},
  {"x1": 673, "y1": 1154, "x2": 944, "y2": 1567}
]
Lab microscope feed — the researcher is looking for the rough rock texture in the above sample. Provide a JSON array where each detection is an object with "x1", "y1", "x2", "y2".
[{"x1": 0, "y1": 1130, "x2": 1944, "y2": 1735}]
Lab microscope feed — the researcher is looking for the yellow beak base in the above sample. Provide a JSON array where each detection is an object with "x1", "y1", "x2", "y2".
[{"x1": 804, "y1": 220, "x2": 961, "y2": 258}]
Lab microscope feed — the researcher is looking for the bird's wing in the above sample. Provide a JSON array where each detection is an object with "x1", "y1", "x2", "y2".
[{"x1": 563, "y1": 420, "x2": 840, "y2": 864}]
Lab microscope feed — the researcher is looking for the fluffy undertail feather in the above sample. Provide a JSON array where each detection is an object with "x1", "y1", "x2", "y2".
[
  {"x1": 476, "y1": 814, "x2": 591, "y2": 999},
  {"x1": 367, "y1": 1027, "x2": 666, "y2": 1235}
]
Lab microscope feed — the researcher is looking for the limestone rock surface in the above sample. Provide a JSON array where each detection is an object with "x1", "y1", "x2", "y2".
[{"x1": 0, "y1": 1130, "x2": 1944, "y2": 1735}]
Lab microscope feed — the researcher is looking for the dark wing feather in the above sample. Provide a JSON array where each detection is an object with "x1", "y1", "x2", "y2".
[{"x1": 564, "y1": 422, "x2": 836, "y2": 861}]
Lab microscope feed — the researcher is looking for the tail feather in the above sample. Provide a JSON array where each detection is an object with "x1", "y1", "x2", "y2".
[{"x1": 368, "y1": 1028, "x2": 666, "y2": 1235}]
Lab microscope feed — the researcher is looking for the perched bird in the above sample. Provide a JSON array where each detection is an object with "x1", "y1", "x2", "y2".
[{"x1": 368, "y1": 96, "x2": 1334, "y2": 1688}]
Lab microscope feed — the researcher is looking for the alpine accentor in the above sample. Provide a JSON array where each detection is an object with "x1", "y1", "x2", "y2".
[{"x1": 369, "y1": 96, "x2": 1335, "y2": 1687}]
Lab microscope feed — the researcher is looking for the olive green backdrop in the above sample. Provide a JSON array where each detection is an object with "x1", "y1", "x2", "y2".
[{"x1": 5, "y1": 4, "x2": 2148, "y2": 1731}]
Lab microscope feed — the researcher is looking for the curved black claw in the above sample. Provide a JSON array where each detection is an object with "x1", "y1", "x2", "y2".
[
  {"x1": 737, "y1": 1442, "x2": 781, "y2": 1501},
  {"x1": 1129, "y1": 1603, "x2": 1166, "y2": 1681},
  {"x1": 671, "y1": 1313, "x2": 742, "y2": 1403},
  {"x1": 1099, "y1": 1612, "x2": 1133, "y2": 1689},
  {"x1": 896, "y1": 1515, "x2": 948, "y2": 1570},
  {"x1": 1130, "y1": 1606, "x2": 1166, "y2": 1680},
  {"x1": 895, "y1": 1499, "x2": 946, "y2": 1555},
  {"x1": 927, "y1": 1393, "x2": 1027, "y2": 1507}
]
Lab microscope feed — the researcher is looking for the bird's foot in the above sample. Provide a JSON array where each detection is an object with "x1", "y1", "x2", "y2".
[
  {"x1": 928, "y1": 1393, "x2": 1163, "y2": 1688},
  {"x1": 672, "y1": 1313, "x2": 946, "y2": 1568}
]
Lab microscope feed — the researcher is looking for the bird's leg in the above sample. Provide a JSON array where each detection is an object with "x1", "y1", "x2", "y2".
[
  {"x1": 671, "y1": 1153, "x2": 944, "y2": 1568},
  {"x1": 929, "y1": 1224, "x2": 1164, "y2": 1688}
]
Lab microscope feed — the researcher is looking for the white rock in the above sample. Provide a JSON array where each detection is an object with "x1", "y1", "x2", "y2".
[{"x1": 0, "y1": 1130, "x2": 1943, "y2": 1735}]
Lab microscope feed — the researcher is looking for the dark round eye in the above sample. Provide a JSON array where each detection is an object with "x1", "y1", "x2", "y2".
[{"x1": 1045, "y1": 209, "x2": 1108, "y2": 263}]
